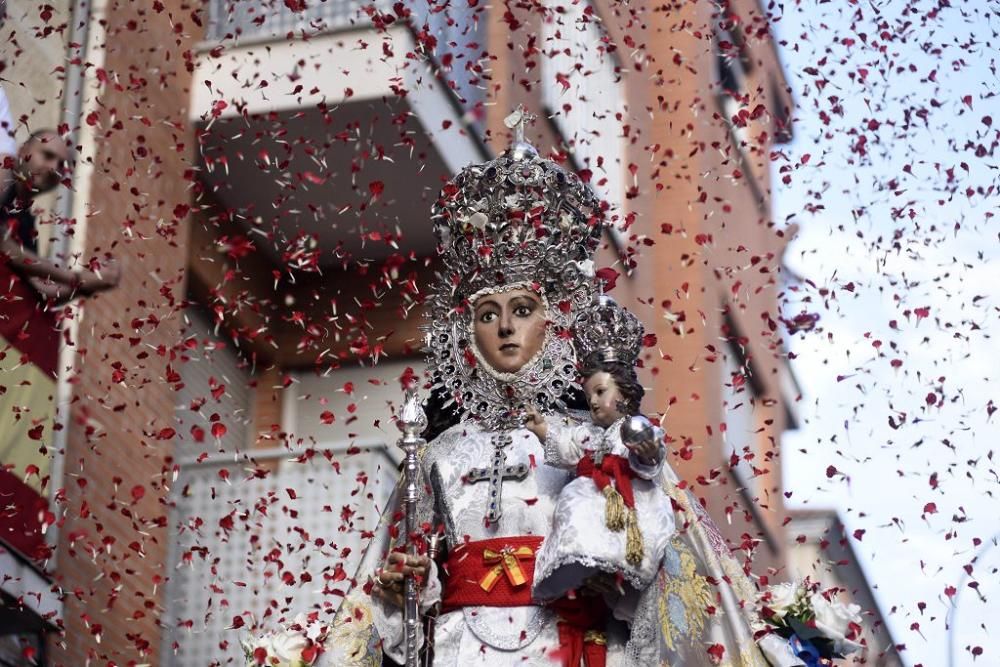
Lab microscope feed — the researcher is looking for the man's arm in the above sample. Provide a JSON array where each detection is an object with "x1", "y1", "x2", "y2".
[
  {"x1": 2, "y1": 235, "x2": 120, "y2": 293},
  {"x1": 2, "y1": 234, "x2": 80, "y2": 284},
  {"x1": 28, "y1": 276, "x2": 77, "y2": 306}
]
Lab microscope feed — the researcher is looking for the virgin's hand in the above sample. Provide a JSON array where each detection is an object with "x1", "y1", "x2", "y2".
[{"x1": 371, "y1": 552, "x2": 430, "y2": 608}]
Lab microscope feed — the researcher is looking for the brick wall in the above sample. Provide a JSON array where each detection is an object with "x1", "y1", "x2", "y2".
[
  {"x1": 40, "y1": 1, "x2": 796, "y2": 661},
  {"x1": 481, "y1": 0, "x2": 794, "y2": 574},
  {"x1": 47, "y1": 1, "x2": 203, "y2": 664}
]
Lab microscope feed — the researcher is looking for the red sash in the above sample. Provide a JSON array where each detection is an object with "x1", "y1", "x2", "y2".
[
  {"x1": 439, "y1": 535, "x2": 607, "y2": 667},
  {"x1": 441, "y1": 535, "x2": 542, "y2": 610},
  {"x1": 0, "y1": 260, "x2": 59, "y2": 378},
  {"x1": 576, "y1": 453, "x2": 636, "y2": 508}
]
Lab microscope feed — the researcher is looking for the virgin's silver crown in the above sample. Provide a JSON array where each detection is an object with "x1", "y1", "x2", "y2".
[
  {"x1": 429, "y1": 142, "x2": 604, "y2": 309},
  {"x1": 423, "y1": 111, "x2": 607, "y2": 429}
]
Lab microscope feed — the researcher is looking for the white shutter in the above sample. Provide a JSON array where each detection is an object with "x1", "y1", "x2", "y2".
[
  {"x1": 541, "y1": 1, "x2": 627, "y2": 228},
  {"x1": 162, "y1": 446, "x2": 396, "y2": 666},
  {"x1": 162, "y1": 337, "x2": 410, "y2": 665},
  {"x1": 721, "y1": 345, "x2": 761, "y2": 499},
  {"x1": 173, "y1": 309, "x2": 253, "y2": 459}
]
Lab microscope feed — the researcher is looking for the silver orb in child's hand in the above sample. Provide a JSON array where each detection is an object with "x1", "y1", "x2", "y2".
[{"x1": 620, "y1": 415, "x2": 655, "y2": 450}]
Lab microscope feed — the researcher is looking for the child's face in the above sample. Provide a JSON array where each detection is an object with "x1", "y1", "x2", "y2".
[{"x1": 582, "y1": 371, "x2": 626, "y2": 427}]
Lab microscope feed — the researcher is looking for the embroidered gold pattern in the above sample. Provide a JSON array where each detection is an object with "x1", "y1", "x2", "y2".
[
  {"x1": 326, "y1": 594, "x2": 381, "y2": 667},
  {"x1": 656, "y1": 538, "x2": 714, "y2": 652}
]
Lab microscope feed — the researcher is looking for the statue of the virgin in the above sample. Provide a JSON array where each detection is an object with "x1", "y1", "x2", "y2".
[{"x1": 316, "y1": 112, "x2": 799, "y2": 667}]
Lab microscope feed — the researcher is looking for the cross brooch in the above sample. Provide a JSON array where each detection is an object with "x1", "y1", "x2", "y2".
[{"x1": 467, "y1": 432, "x2": 528, "y2": 523}]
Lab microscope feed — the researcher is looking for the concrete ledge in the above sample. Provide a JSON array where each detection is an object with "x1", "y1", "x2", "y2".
[{"x1": 0, "y1": 540, "x2": 61, "y2": 630}]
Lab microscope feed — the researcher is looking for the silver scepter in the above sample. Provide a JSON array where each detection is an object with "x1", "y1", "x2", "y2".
[
  {"x1": 421, "y1": 532, "x2": 442, "y2": 667},
  {"x1": 397, "y1": 388, "x2": 427, "y2": 667}
]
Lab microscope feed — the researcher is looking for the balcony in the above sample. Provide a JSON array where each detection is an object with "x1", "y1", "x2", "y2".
[
  {"x1": 190, "y1": 1, "x2": 490, "y2": 367},
  {"x1": 205, "y1": 0, "x2": 385, "y2": 42},
  {"x1": 203, "y1": 0, "x2": 486, "y2": 113}
]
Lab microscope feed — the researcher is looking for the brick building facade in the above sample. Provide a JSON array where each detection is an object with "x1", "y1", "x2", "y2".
[{"x1": 2, "y1": 0, "x2": 812, "y2": 664}]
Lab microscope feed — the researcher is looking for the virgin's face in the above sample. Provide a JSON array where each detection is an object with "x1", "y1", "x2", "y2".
[{"x1": 472, "y1": 288, "x2": 547, "y2": 374}]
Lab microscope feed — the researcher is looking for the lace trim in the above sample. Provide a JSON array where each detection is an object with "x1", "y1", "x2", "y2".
[
  {"x1": 601, "y1": 416, "x2": 628, "y2": 453},
  {"x1": 462, "y1": 606, "x2": 551, "y2": 650},
  {"x1": 541, "y1": 422, "x2": 567, "y2": 467},
  {"x1": 533, "y1": 549, "x2": 653, "y2": 602},
  {"x1": 623, "y1": 582, "x2": 661, "y2": 665},
  {"x1": 425, "y1": 267, "x2": 588, "y2": 432},
  {"x1": 429, "y1": 458, "x2": 458, "y2": 545}
]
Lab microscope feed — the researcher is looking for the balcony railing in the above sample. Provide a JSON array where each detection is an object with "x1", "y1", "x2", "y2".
[
  {"x1": 161, "y1": 441, "x2": 396, "y2": 665},
  {"x1": 206, "y1": 0, "x2": 385, "y2": 42},
  {"x1": 204, "y1": 0, "x2": 487, "y2": 114}
]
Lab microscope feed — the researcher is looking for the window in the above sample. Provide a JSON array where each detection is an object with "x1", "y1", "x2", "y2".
[
  {"x1": 171, "y1": 309, "x2": 253, "y2": 460},
  {"x1": 206, "y1": 0, "x2": 375, "y2": 41},
  {"x1": 0, "y1": 632, "x2": 44, "y2": 667},
  {"x1": 712, "y1": 15, "x2": 778, "y2": 209},
  {"x1": 720, "y1": 341, "x2": 764, "y2": 501},
  {"x1": 714, "y1": 24, "x2": 751, "y2": 154},
  {"x1": 419, "y1": 1, "x2": 488, "y2": 118},
  {"x1": 769, "y1": 77, "x2": 793, "y2": 142},
  {"x1": 162, "y1": 309, "x2": 256, "y2": 664},
  {"x1": 541, "y1": 0, "x2": 627, "y2": 236}
]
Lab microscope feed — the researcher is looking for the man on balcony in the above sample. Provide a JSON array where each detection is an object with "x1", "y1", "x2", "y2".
[{"x1": 1, "y1": 129, "x2": 121, "y2": 303}]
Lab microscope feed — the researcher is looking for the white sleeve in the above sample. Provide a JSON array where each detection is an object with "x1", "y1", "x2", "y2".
[
  {"x1": 369, "y1": 560, "x2": 442, "y2": 665},
  {"x1": 0, "y1": 86, "x2": 16, "y2": 158},
  {"x1": 318, "y1": 433, "x2": 453, "y2": 667},
  {"x1": 541, "y1": 420, "x2": 600, "y2": 469},
  {"x1": 374, "y1": 452, "x2": 444, "y2": 663}
]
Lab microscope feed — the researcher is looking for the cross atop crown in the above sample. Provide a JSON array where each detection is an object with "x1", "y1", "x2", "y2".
[{"x1": 504, "y1": 106, "x2": 538, "y2": 160}]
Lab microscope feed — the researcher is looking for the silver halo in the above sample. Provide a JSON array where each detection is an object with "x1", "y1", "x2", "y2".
[{"x1": 423, "y1": 135, "x2": 604, "y2": 431}]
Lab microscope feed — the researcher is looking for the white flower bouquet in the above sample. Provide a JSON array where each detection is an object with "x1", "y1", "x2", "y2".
[
  {"x1": 242, "y1": 612, "x2": 327, "y2": 667},
  {"x1": 758, "y1": 580, "x2": 864, "y2": 665}
]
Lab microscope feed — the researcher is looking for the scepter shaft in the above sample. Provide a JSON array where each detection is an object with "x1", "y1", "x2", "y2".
[
  {"x1": 421, "y1": 533, "x2": 442, "y2": 667},
  {"x1": 397, "y1": 390, "x2": 427, "y2": 667},
  {"x1": 401, "y1": 432, "x2": 420, "y2": 666}
]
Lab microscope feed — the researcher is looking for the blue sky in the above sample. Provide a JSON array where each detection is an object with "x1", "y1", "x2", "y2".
[{"x1": 770, "y1": 2, "x2": 999, "y2": 665}]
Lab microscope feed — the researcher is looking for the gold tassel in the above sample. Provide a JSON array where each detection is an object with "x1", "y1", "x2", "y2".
[
  {"x1": 603, "y1": 486, "x2": 626, "y2": 531},
  {"x1": 625, "y1": 508, "x2": 644, "y2": 565}
]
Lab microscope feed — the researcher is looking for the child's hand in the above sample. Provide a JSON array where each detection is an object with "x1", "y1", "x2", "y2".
[
  {"x1": 621, "y1": 415, "x2": 663, "y2": 465},
  {"x1": 524, "y1": 406, "x2": 547, "y2": 440},
  {"x1": 630, "y1": 437, "x2": 661, "y2": 465}
]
